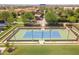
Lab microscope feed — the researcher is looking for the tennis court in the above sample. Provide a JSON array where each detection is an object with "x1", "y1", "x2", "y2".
[
  {"x1": 10, "y1": 28, "x2": 77, "y2": 41},
  {"x1": 23, "y1": 30, "x2": 61, "y2": 38}
]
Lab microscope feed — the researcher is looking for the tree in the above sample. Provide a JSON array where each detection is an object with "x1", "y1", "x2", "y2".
[
  {"x1": 64, "y1": 9, "x2": 75, "y2": 16},
  {"x1": 0, "y1": 12, "x2": 3, "y2": 21},
  {"x1": 22, "y1": 12, "x2": 34, "y2": 20},
  {"x1": 75, "y1": 8, "x2": 79, "y2": 13},
  {"x1": 0, "y1": 11, "x2": 15, "y2": 25},
  {"x1": 67, "y1": 16, "x2": 77, "y2": 23},
  {"x1": 7, "y1": 14, "x2": 14, "y2": 25},
  {"x1": 1, "y1": 11, "x2": 10, "y2": 20},
  {"x1": 11, "y1": 12, "x2": 17, "y2": 18},
  {"x1": 40, "y1": 6, "x2": 48, "y2": 11},
  {"x1": 22, "y1": 12, "x2": 34, "y2": 24},
  {"x1": 45, "y1": 10, "x2": 58, "y2": 25}
]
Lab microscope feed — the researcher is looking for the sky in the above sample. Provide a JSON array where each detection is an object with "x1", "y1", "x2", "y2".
[{"x1": 0, "y1": 0, "x2": 79, "y2": 4}]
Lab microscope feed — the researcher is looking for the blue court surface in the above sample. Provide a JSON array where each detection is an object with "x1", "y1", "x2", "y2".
[{"x1": 23, "y1": 30, "x2": 61, "y2": 39}]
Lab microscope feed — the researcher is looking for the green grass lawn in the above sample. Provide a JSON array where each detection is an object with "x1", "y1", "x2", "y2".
[{"x1": 3, "y1": 45, "x2": 79, "y2": 55}]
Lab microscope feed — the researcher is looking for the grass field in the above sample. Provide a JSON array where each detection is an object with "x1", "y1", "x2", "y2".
[{"x1": 3, "y1": 45, "x2": 79, "y2": 55}]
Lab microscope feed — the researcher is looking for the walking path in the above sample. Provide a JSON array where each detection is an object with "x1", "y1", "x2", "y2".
[
  {"x1": 39, "y1": 10, "x2": 47, "y2": 44},
  {"x1": 41, "y1": 10, "x2": 47, "y2": 30},
  {"x1": 41, "y1": 17, "x2": 47, "y2": 30},
  {"x1": 0, "y1": 47, "x2": 6, "y2": 54}
]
